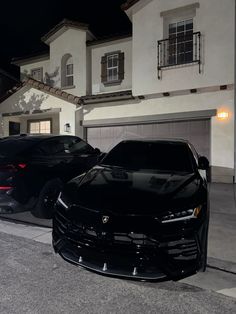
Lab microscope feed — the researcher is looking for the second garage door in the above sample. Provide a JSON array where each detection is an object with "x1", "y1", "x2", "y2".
[{"x1": 87, "y1": 119, "x2": 210, "y2": 159}]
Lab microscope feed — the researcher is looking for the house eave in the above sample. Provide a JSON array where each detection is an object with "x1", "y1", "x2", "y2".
[
  {"x1": 121, "y1": 0, "x2": 141, "y2": 11},
  {"x1": 80, "y1": 90, "x2": 134, "y2": 105},
  {"x1": 41, "y1": 19, "x2": 93, "y2": 45},
  {"x1": 11, "y1": 53, "x2": 50, "y2": 66},
  {"x1": 87, "y1": 33, "x2": 132, "y2": 47}
]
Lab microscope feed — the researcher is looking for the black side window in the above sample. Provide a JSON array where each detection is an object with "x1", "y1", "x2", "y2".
[
  {"x1": 32, "y1": 139, "x2": 67, "y2": 156},
  {"x1": 64, "y1": 137, "x2": 95, "y2": 154},
  {"x1": 32, "y1": 137, "x2": 94, "y2": 157}
]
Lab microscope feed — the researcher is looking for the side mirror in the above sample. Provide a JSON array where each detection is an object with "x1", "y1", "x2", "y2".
[
  {"x1": 198, "y1": 156, "x2": 209, "y2": 170},
  {"x1": 94, "y1": 148, "x2": 101, "y2": 155},
  {"x1": 98, "y1": 152, "x2": 106, "y2": 162}
]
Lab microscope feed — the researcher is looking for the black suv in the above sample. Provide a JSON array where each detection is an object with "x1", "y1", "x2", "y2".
[
  {"x1": 0, "y1": 134, "x2": 100, "y2": 218},
  {"x1": 53, "y1": 139, "x2": 209, "y2": 280}
]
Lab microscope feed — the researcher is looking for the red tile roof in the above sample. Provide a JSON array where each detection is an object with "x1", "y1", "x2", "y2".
[
  {"x1": 0, "y1": 78, "x2": 79, "y2": 105},
  {"x1": 121, "y1": 0, "x2": 141, "y2": 11}
]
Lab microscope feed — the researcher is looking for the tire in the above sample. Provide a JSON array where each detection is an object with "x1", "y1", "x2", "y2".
[
  {"x1": 199, "y1": 214, "x2": 210, "y2": 272},
  {"x1": 31, "y1": 178, "x2": 63, "y2": 219}
]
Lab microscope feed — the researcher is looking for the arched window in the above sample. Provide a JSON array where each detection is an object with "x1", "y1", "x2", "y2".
[{"x1": 61, "y1": 54, "x2": 74, "y2": 88}]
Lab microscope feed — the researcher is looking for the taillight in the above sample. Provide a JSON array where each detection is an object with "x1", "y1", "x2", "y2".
[
  {"x1": 0, "y1": 186, "x2": 12, "y2": 190},
  {"x1": 0, "y1": 163, "x2": 27, "y2": 172},
  {"x1": 18, "y1": 163, "x2": 27, "y2": 169}
]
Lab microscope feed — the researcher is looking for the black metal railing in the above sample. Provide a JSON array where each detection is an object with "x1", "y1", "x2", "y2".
[{"x1": 157, "y1": 31, "x2": 201, "y2": 79}]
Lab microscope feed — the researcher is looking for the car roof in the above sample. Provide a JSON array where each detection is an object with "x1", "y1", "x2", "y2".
[
  {"x1": 120, "y1": 138, "x2": 190, "y2": 144},
  {"x1": 0, "y1": 134, "x2": 77, "y2": 142}
]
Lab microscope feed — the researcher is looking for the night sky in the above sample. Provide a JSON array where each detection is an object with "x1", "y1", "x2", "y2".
[{"x1": 0, "y1": 0, "x2": 131, "y2": 77}]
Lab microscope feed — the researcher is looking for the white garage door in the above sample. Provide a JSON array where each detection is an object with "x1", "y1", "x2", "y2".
[{"x1": 87, "y1": 119, "x2": 210, "y2": 159}]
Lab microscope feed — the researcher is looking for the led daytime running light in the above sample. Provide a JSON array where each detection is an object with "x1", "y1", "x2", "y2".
[{"x1": 162, "y1": 205, "x2": 202, "y2": 223}]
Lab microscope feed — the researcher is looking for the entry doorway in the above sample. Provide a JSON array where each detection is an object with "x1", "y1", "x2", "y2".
[{"x1": 9, "y1": 121, "x2": 20, "y2": 135}]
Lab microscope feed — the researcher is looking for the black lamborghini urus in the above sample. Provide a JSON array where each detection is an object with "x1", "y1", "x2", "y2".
[
  {"x1": 0, "y1": 134, "x2": 101, "y2": 219},
  {"x1": 53, "y1": 139, "x2": 210, "y2": 281}
]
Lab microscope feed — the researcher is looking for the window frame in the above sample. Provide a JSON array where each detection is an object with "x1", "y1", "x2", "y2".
[
  {"x1": 27, "y1": 118, "x2": 52, "y2": 134},
  {"x1": 61, "y1": 54, "x2": 75, "y2": 89},
  {"x1": 30, "y1": 67, "x2": 43, "y2": 82},
  {"x1": 101, "y1": 51, "x2": 124, "y2": 86},
  {"x1": 106, "y1": 53, "x2": 119, "y2": 82},
  {"x1": 168, "y1": 18, "x2": 194, "y2": 66},
  {"x1": 65, "y1": 58, "x2": 74, "y2": 87}
]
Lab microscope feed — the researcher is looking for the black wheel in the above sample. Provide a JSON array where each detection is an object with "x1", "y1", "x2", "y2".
[{"x1": 31, "y1": 178, "x2": 63, "y2": 219}]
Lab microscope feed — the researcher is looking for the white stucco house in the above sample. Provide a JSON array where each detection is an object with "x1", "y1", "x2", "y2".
[{"x1": 0, "y1": 0, "x2": 235, "y2": 183}]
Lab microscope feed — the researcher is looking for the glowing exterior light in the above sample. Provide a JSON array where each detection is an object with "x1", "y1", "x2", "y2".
[{"x1": 217, "y1": 111, "x2": 229, "y2": 120}]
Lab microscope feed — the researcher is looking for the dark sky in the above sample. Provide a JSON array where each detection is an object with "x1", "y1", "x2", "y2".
[{"x1": 0, "y1": 0, "x2": 131, "y2": 77}]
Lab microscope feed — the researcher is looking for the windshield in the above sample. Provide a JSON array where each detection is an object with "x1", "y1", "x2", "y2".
[{"x1": 101, "y1": 141, "x2": 194, "y2": 173}]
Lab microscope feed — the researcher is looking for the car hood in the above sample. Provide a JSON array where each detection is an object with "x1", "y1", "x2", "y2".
[{"x1": 62, "y1": 165, "x2": 205, "y2": 215}]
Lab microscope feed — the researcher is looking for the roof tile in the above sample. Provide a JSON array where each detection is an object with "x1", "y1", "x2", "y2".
[{"x1": 0, "y1": 78, "x2": 79, "y2": 105}]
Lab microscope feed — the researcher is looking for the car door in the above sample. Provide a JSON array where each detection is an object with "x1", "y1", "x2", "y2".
[{"x1": 27, "y1": 138, "x2": 72, "y2": 189}]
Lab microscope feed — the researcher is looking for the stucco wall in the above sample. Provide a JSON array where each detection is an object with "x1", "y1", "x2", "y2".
[
  {"x1": 21, "y1": 60, "x2": 50, "y2": 82},
  {"x1": 49, "y1": 28, "x2": 87, "y2": 97},
  {"x1": 131, "y1": 0, "x2": 234, "y2": 96},
  {"x1": 0, "y1": 87, "x2": 76, "y2": 136},
  {"x1": 90, "y1": 38, "x2": 132, "y2": 94}
]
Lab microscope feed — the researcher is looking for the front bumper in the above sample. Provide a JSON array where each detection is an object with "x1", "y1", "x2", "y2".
[{"x1": 53, "y1": 206, "x2": 205, "y2": 281}]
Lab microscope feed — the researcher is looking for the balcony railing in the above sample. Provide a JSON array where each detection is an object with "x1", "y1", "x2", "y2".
[{"x1": 157, "y1": 31, "x2": 201, "y2": 79}]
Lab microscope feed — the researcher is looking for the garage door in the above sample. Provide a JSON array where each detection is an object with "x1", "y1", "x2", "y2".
[{"x1": 87, "y1": 119, "x2": 210, "y2": 159}]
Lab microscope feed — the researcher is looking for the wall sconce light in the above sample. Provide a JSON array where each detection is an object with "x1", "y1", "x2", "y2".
[
  {"x1": 217, "y1": 111, "x2": 229, "y2": 121},
  {"x1": 64, "y1": 123, "x2": 71, "y2": 132}
]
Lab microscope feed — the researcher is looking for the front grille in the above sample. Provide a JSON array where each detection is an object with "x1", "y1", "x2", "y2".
[
  {"x1": 113, "y1": 232, "x2": 158, "y2": 247},
  {"x1": 160, "y1": 239, "x2": 198, "y2": 261},
  {"x1": 54, "y1": 208, "x2": 159, "y2": 249},
  {"x1": 54, "y1": 207, "x2": 199, "y2": 262}
]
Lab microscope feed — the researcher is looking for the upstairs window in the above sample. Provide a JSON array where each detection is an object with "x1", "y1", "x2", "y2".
[
  {"x1": 107, "y1": 54, "x2": 119, "y2": 82},
  {"x1": 158, "y1": 3, "x2": 201, "y2": 79},
  {"x1": 61, "y1": 54, "x2": 74, "y2": 88},
  {"x1": 168, "y1": 19, "x2": 193, "y2": 65},
  {"x1": 101, "y1": 52, "x2": 124, "y2": 86},
  {"x1": 31, "y1": 68, "x2": 43, "y2": 82},
  {"x1": 65, "y1": 57, "x2": 74, "y2": 86}
]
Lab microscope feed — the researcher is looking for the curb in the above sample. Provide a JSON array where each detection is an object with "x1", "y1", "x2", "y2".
[{"x1": 207, "y1": 257, "x2": 236, "y2": 275}]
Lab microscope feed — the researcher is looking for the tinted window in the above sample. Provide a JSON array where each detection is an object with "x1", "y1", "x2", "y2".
[
  {"x1": 32, "y1": 137, "x2": 94, "y2": 156},
  {"x1": 0, "y1": 138, "x2": 36, "y2": 157},
  {"x1": 33, "y1": 139, "x2": 66, "y2": 156},
  {"x1": 64, "y1": 137, "x2": 94, "y2": 154},
  {"x1": 102, "y1": 141, "x2": 194, "y2": 173}
]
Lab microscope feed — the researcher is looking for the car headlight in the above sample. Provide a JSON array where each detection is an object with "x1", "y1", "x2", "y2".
[
  {"x1": 161, "y1": 205, "x2": 202, "y2": 223},
  {"x1": 57, "y1": 192, "x2": 69, "y2": 209}
]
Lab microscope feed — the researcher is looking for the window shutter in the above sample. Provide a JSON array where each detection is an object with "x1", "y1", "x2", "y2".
[
  {"x1": 101, "y1": 56, "x2": 107, "y2": 83},
  {"x1": 118, "y1": 52, "x2": 125, "y2": 81}
]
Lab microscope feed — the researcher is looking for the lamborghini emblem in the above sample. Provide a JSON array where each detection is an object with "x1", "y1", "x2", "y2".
[{"x1": 102, "y1": 216, "x2": 110, "y2": 224}]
